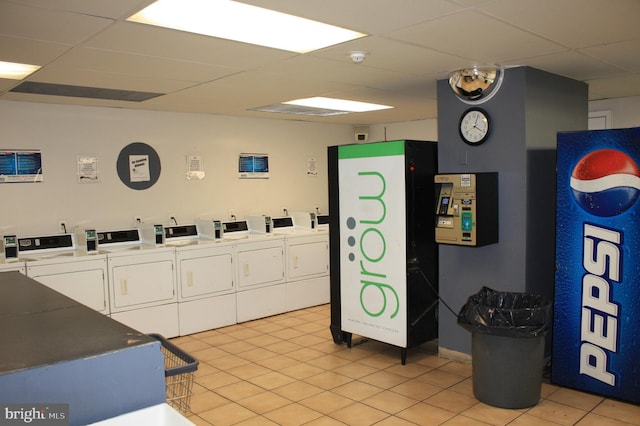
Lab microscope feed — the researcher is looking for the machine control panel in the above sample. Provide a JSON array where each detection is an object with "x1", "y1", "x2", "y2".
[
  {"x1": 81, "y1": 229, "x2": 98, "y2": 252},
  {"x1": 434, "y1": 173, "x2": 498, "y2": 247},
  {"x1": 152, "y1": 224, "x2": 164, "y2": 245},
  {"x1": 3, "y1": 235, "x2": 17, "y2": 259},
  {"x1": 213, "y1": 220, "x2": 223, "y2": 239}
]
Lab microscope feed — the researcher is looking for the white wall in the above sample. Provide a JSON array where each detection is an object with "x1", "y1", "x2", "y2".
[
  {"x1": 369, "y1": 120, "x2": 438, "y2": 143},
  {"x1": 589, "y1": 96, "x2": 640, "y2": 129},
  {"x1": 0, "y1": 100, "x2": 355, "y2": 236},
  {"x1": 3, "y1": 94, "x2": 638, "y2": 238}
]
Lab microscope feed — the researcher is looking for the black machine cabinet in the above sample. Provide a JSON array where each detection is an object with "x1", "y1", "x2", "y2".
[{"x1": 328, "y1": 140, "x2": 439, "y2": 364}]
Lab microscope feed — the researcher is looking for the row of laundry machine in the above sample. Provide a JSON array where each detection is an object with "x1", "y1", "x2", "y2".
[{"x1": 1, "y1": 212, "x2": 330, "y2": 338}]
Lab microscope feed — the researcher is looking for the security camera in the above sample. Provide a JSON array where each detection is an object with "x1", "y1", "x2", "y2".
[{"x1": 349, "y1": 51, "x2": 368, "y2": 64}]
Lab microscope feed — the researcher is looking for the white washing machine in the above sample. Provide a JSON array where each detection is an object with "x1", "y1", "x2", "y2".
[
  {"x1": 283, "y1": 230, "x2": 330, "y2": 311},
  {"x1": 173, "y1": 238, "x2": 236, "y2": 335},
  {"x1": 99, "y1": 229, "x2": 179, "y2": 338},
  {"x1": 17, "y1": 233, "x2": 109, "y2": 314}
]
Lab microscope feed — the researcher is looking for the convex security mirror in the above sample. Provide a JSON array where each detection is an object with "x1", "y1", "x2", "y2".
[{"x1": 449, "y1": 67, "x2": 503, "y2": 103}]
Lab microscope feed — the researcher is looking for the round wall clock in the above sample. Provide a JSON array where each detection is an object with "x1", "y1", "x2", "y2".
[{"x1": 459, "y1": 107, "x2": 490, "y2": 145}]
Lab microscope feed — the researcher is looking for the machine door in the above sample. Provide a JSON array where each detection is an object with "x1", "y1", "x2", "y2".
[
  {"x1": 108, "y1": 252, "x2": 176, "y2": 311},
  {"x1": 177, "y1": 248, "x2": 234, "y2": 300},
  {"x1": 27, "y1": 259, "x2": 109, "y2": 314},
  {"x1": 236, "y1": 240, "x2": 285, "y2": 289},
  {"x1": 287, "y1": 236, "x2": 329, "y2": 281}
]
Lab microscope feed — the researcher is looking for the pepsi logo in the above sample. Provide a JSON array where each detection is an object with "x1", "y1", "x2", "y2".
[{"x1": 571, "y1": 149, "x2": 640, "y2": 217}]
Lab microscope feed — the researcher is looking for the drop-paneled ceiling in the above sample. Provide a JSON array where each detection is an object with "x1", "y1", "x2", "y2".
[{"x1": 1, "y1": 0, "x2": 639, "y2": 124}]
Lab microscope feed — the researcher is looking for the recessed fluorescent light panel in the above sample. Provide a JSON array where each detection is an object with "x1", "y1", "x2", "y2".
[
  {"x1": 0, "y1": 61, "x2": 41, "y2": 80},
  {"x1": 285, "y1": 97, "x2": 393, "y2": 113},
  {"x1": 128, "y1": 0, "x2": 367, "y2": 53},
  {"x1": 251, "y1": 97, "x2": 393, "y2": 117}
]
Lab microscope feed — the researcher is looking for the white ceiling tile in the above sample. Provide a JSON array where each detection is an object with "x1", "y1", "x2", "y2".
[
  {"x1": 581, "y1": 39, "x2": 640, "y2": 74},
  {"x1": 48, "y1": 48, "x2": 241, "y2": 83},
  {"x1": 0, "y1": 35, "x2": 70, "y2": 65},
  {"x1": 480, "y1": 0, "x2": 640, "y2": 49},
  {"x1": 5, "y1": 0, "x2": 152, "y2": 19},
  {"x1": 238, "y1": 0, "x2": 463, "y2": 34},
  {"x1": 29, "y1": 66, "x2": 196, "y2": 93},
  {"x1": 0, "y1": 0, "x2": 638, "y2": 123},
  {"x1": 502, "y1": 50, "x2": 629, "y2": 81},
  {"x1": 587, "y1": 74, "x2": 640, "y2": 100},
  {"x1": 388, "y1": 9, "x2": 567, "y2": 64},
  {"x1": 84, "y1": 22, "x2": 296, "y2": 69},
  {"x1": 311, "y1": 36, "x2": 471, "y2": 78},
  {"x1": 0, "y1": 1, "x2": 113, "y2": 44}
]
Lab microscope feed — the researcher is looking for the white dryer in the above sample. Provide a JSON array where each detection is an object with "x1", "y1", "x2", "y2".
[
  {"x1": 99, "y1": 229, "x2": 179, "y2": 338},
  {"x1": 164, "y1": 224, "x2": 237, "y2": 335},
  {"x1": 234, "y1": 234, "x2": 286, "y2": 323},
  {"x1": 284, "y1": 230, "x2": 330, "y2": 311},
  {"x1": 173, "y1": 238, "x2": 236, "y2": 335},
  {"x1": 18, "y1": 233, "x2": 109, "y2": 314}
]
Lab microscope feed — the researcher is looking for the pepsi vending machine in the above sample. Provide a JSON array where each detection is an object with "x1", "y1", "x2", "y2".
[{"x1": 553, "y1": 127, "x2": 640, "y2": 404}]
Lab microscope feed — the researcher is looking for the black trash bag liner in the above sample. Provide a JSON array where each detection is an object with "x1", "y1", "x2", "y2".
[{"x1": 457, "y1": 286, "x2": 551, "y2": 337}]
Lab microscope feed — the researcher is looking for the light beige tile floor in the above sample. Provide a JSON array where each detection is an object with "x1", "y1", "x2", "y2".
[{"x1": 169, "y1": 304, "x2": 640, "y2": 426}]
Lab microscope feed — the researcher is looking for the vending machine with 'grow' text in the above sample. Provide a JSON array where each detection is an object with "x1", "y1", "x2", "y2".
[{"x1": 327, "y1": 140, "x2": 439, "y2": 364}]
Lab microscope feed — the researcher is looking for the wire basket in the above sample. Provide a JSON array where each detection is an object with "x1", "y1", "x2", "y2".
[{"x1": 149, "y1": 334, "x2": 199, "y2": 414}]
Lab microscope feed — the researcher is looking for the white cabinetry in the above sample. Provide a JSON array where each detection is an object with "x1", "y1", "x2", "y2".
[
  {"x1": 175, "y1": 241, "x2": 236, "y2": 335},
  {"x1": 25, "y1": 254, "x2": 109, "y2": 314},
  {"x1": 235, "y1": 237, "x2": 286, "y2": 322},
  {"x1": 285, "y1": 232, "x2": 329, "y2": 311}
]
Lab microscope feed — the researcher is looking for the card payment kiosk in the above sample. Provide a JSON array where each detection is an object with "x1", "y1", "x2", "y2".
[
  {"x1": 434, "y1": 173, "x2": 498, "y2": 246},
  {"x1": 3, "y1": 235, "x2": 18, "y2": 259}
]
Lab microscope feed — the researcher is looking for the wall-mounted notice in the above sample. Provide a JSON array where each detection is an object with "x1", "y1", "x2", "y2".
[
  {"x1": 0, "y1": 149, "x2": 43, "y2": 183},
  {"x1": 239, "y1": 153, "x2": 269, "y2": 179},
  {"x1": 129, "y1": 154, "x2": 150, "y2": 182},
  {"x1": 307, "y1": 157, "x2": 318, "y2": 176},
  {"x1": 187, "y1": 154, "x2": 205, "y2": 180},
  {"x1": 77, "y1": 155, "x2": 99, "y2": 183}
]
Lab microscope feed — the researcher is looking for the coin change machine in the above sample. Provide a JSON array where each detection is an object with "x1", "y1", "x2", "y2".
[{"x1": 434, "y1": 172, "x2": 498, "y2": 247}]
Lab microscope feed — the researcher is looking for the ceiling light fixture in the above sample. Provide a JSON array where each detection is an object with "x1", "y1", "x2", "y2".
[
  {"x1": 128, "y1": 0, "x2": 367, "y2": 53},
  {"x1": 251, "y1": 97, "x2": 394, "y2": 117},
  {"x1": 0, "y1": 61, "x2": 41, "y2": 80},
  {"x1": 284, "y1": 97, "x2": 393, "y2": 113}
]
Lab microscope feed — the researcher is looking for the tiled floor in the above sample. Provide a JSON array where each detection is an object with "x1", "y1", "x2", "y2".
[{"x1": 169, "y1": 304, "x2": 640, "y2": 426}]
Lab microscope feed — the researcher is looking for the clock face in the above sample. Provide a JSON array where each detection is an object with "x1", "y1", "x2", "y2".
[{"x1": 459, "y1": 108, "x2": 490, "y2": 145}]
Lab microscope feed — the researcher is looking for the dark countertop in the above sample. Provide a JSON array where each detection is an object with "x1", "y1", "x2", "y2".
[{"x1": 0, "y1": 271, "x2": 155, "y2": 375}]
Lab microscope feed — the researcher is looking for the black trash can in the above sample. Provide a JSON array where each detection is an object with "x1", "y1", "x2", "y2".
[{"x1": 458, "y1": 287, "x2": 551, "y2": 409}]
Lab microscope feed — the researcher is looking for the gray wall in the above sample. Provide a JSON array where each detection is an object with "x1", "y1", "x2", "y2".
[{"x1": 436, "y1": 67, "x2": 587, "y2": 355}]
